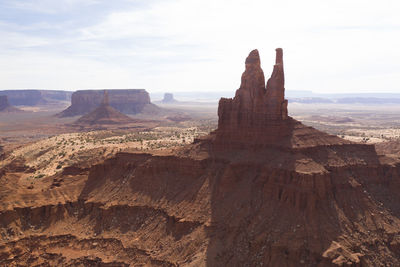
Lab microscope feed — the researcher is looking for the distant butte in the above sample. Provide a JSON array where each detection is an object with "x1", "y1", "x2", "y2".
[
  {"x1": 58, "y1": 89, "x2": 158, "y2": 117},
  {"x1": 73, "y1": 91, "x2": 136, "y2": 126},
  {"x1": 162, "y1": 93, "x2": 177, "y2": 103}
]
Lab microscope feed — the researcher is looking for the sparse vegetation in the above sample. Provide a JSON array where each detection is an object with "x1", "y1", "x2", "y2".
[{"x1": 1, "y1": 125, "x2": 214, "y2": 177}]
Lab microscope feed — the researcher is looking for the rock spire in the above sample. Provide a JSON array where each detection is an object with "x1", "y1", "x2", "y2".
[
  {"x1": 265, "y1": 48, "x2": 288, "y2": 119},
  {"x1": 209, "y1": 48, "x2": 355, "y2": 150},
  {"x1": 102, "y1": 90, "x2": 109, "y2": 106},
  {"x1": 218, "y1": 48, "x2": 288, "y2": 131}
]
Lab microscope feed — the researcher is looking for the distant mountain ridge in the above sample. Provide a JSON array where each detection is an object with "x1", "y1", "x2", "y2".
[{"x1": 151, "y1": 90, "x2": 400, "y2": 104}]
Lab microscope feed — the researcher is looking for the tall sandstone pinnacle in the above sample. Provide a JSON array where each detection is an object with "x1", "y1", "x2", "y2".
[
  {"x1": 265, "y1": 48, "x2": 288, "y2": 120},
  {"x1": 218, "y1": 48, "x2": 288, "y2": 131},
  {"x1": 102, "y1": 90, "x2": 110, "y2": 106},
  {"x1": 211, "y1": 48, "x2": 350, "y2": 150},
  {"x1": 215, "y1": 48, "x2": 292, "y2": 149}
]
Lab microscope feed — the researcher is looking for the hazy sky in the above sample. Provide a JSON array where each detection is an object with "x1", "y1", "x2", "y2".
[{"x1": 0, "y1": 0, "x2": 399, "y2": 94}]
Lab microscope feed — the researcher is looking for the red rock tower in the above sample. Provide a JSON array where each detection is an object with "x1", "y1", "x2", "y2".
[
  {"x1": 102, "y1": 90, "x2": 109, "y2": 106},
  {"x1": 266, "y1": 48, "x2": 288, "y2": 120},
  {"x1": 218, "y1": 48, "x2": 288, "y2": 129},
  {"x1": 215, "y1": 48, "x2": 290, "y2": 149}
]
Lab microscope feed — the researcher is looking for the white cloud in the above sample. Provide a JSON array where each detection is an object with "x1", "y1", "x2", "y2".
[
  {"x1": 0, "y1": 0, "x2": 400, "y2": 93},
  {"x1": 6, "y1": 0, "x2": 100, "y2": 14}
]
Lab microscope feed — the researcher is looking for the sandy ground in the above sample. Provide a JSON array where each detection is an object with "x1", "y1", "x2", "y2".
[
  {"x1": 3, "y1": 101, "x2": 400, "y2": 177},
  {"x1": 1, "y1": 126, "x2": 210, "y2": 177}
]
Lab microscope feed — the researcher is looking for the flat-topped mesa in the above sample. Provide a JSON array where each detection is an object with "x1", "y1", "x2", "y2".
[{"x1": 58, "y1": 89, "x2": 154, "y2": 117}]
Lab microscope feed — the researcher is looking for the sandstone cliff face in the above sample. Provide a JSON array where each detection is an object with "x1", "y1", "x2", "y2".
[
  {"x1": 2, "y1": 147, "x2": 400, "y2": 266},
  {"x1": 59, "y1": 89, "x2": 156, "y2": 117},
  {"x1": 39, "y1": 90, "x2": 72, "y2": 101}
]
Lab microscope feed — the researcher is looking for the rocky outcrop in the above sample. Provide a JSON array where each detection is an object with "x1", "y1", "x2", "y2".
[
  {"x1": 213, "y1": 49, "x2": 347, "y2": 150},
  {"x1": 162, "y1": 93, "x2": 177, "y2": 103},
  {"x1": 0, "y1": 95, "x2": 22, "y2": 112},
  {"x1": 74, "y1": 91, "x2": 135, "y2": 125},
  {"x1": 58, "y1": 89, "x2": 158, "y2": 117},
  {"x1": 218, "y1": 49, "x2": 287, "y2": 128}
]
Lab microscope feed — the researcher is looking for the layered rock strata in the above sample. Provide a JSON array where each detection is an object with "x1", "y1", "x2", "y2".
[{"x1": 39, "y1": 90, "x2": 72, "y2": 101}]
